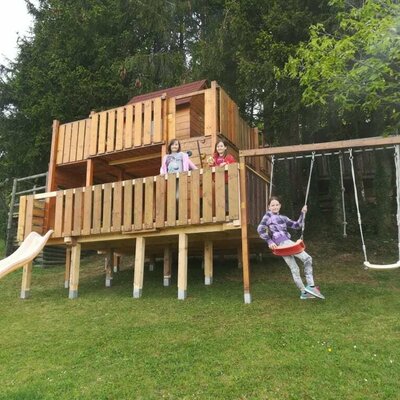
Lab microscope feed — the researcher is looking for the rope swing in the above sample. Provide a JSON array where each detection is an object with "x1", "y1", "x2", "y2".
[{"x1": 349, "y1": 145, "x2": 400, "y2": 270}]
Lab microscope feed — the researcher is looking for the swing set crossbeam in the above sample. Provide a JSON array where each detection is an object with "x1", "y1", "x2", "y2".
[{"x1": 239, "y1": 136, "x2": 400, "y2": 158}]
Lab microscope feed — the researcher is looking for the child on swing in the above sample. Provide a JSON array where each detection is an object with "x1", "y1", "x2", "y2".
[{"x1": 257, "y1": 196, "x2": 325, "y2": 300}]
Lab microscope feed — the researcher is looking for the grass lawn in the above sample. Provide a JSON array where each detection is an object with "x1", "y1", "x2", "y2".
[{"x1": 0, "y1": 238, "x2": 399, "y2": 399}]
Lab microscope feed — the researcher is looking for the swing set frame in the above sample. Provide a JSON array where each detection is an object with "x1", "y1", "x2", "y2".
[{"x1": 240, "y1": 135, "x2": 400, "y2": 269}]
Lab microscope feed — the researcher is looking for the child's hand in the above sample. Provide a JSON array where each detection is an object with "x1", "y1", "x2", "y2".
[
  {"x1": 268, "y1": 243, "x2": 277, "y2": 250},
  {"x1": 301, "y1": 205, "x2": 308, "y2": 213},
  {"x1": 207, "y1": 156, "x2": 214, "y2": 166}
]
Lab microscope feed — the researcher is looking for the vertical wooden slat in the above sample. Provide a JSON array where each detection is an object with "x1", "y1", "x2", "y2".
[
  {"x1": 69, "y1": 122, "x2": 79, "y2": 162},
  {"x1": 134, "y1": 102, "x2": 142, "y2": 147},
  {"x1": 115, "y1": 107, "x2": 124, "y2": 151},
  {"x1": 54, "y1": 191, "x2": 64, "y2": 238},
  {"x1": 202, "y1": 169, "x2": 213, "y2": 223},
  {"x1": 144, "y1": 178, "x2": 154, "y2": 229},
  {"x1": 125, "y1": 104, "x2": 134, "y2": 149},
  {"x1": 215, "y1": 167, "x2": 226, "y2": 222},
  {"x1": 106, "y1": 109, "x2": 116, "y2": 153},
  {"x1": 167, "y1": 98, "x2": 176, "y2": 142},
  {"x1": 17, "y1": 196, "x2": 27, "y2": 242},
  {"x1": 143, "y1": 100, "x2": 152, "y2": 145},
  {"x1": 82, "y1": 186, "x2": 93, "y2": 235},
  {"x1": 92, "y1": 184, "x2": 102, "y2": 234},
  {"x1": 112, "y1": 181, "x2": 122, "y2": 232},
  {"x1": 102, "y1": 183, "x2": 112, "y2": 233},
  {"x1": 155, "y1": 175, "x2": 166, "y2": 228},
  {"x1": 72, "y1": 188, "x2": 83, "y2": 236},
  {"x1": 204, "y1": 87, "x2": 217, "y2": 136},
  {"x1": 190, "y1": 169, "x2": 200, "y2": 225},
  {"x1": 56, "y1": 124, "x2": 66, "y2": 164},
  {"x1": 97, "y1": 111, "x2": 107, "y2": 154},
  {"x1": 166, "y1": 175, "x2": 176, "y2": 227},
  {"x1": 62, "y1": 124, "x2": 72, "y2": 163},
  {"x1": 153, "y1": 97, "x2": 162, "y2": 143},
  {"x1": 89, "y1": 113, "x2": 99, "y2": 156},
  {"x1": 228, "y1": 164, "x2": 239, "y2": 220},
  {"x1": 24, "y1": 196, "x2": 34, "y2": 238},
  {"x1": 134, "y1": 178, "x2": 143, "y2": 230},
  {"x1": 63, "y1": 189, "x2": 73, "y2": 236},
  {"x1": 178, "y1": 173, "x2": 188, "y2": 225},
  {"x1": 83, "y1": 118, "x2": 91, "y2": 159},
  {"x1": 76, "y1": 120, "x2": 86, "y2": 161},
  {"x1": 123, "y1": 179, "x2": 133, "y2": 231},
  {"x1": 219, "y1": 89, "x2": 228, "y2": 138}
]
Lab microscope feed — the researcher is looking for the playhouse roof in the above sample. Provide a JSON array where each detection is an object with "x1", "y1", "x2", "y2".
[{"x1": 127, "y1": 79, "x2": 208, "y2": 105}]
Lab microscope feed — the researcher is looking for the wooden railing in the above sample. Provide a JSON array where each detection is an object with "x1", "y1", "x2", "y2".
[
  {"x1": 18, "y1": 164, "x2": 241, "y2": 240},
  {"x1": 56, "y1": 96, "x2": 166, "y2": 165}
]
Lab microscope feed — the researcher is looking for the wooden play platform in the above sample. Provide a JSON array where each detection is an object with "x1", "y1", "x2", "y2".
[{"x1": 16, "y1": 80, "x2": 268, "y2": 303}]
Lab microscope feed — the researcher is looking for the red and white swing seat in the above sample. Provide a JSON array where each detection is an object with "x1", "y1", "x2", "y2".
[{"x1": 272, "y1": 239, "x2": 305, "y2": 257}]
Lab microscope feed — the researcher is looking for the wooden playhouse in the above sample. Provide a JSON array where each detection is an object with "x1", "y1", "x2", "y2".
[{"x1": 16, "y1": 80, "x2": 269, "y2": 303}]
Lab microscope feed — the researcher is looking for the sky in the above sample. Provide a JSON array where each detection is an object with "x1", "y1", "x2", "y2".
[{"x1": 0, "y1": 0, "x2": 34, "y2": 66}]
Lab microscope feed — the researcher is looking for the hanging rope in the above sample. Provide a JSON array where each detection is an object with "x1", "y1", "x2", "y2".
[
  {"x1": 395, "y1": 145, "x2": 400, "y2": 262},
  {"x1": 269, "y1": 155, "x2": 275, "y2": 199},
  {"x1": 300, "y1": 152, "x2": 315, "y2": 240},
  {"x1": 349, "y1": 149, "x2": 369, "y2": 263},
  {"x1": 339, "y1": 152, "x2": 348, "y2": 238}
]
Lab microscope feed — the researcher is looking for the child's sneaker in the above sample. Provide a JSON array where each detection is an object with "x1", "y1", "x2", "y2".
[
  {"x1": 305, "y1": 285, "x2": 325, "y2": 299},
  {"x1": 300, "y1": 291, "x2": 316, "y2": 300}
]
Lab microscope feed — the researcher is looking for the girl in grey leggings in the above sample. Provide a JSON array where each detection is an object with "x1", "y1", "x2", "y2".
[{"x1": 257, "y1": 196, "x2": 325, "y2": 300}]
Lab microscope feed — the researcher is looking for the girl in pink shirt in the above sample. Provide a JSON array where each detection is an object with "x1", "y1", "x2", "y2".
[{"x1": 160, "y1": 139, "x2": 197, "y2": 175}]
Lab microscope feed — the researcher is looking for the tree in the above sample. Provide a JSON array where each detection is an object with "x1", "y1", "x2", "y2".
[{"x1": 286, "y1": 0, "x2": 400, "y2": 136}]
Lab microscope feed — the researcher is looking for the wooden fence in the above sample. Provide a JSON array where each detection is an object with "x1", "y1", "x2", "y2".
[{"x1": 18, "y1": 164, "x2": 241, "y2": 240}]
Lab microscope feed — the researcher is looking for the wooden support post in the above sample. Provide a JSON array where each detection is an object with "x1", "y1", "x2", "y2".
[
  {"x1": 44, "y1": 120, "x2": 60, "y2": 232},
  {"x1": 105, "y1": 249, "x2": 113, "y2": 287},
  {"x1": 239, "y1": 157, "x2": 251, "y2": 303},
  {"x1": 149, "y1": 255, "x2": 155, "y2": 272},
  {"x1": 65, "y1": 247, "x2": 71, "y2": 288},
  {"x1": 86, "y1": 159, "x2": 94, "y2": 187},
  {"x1": 69, "y1": 243, "x2": 81, "y2": 299},
  {"x1": 133, "y1": 237, "x2": 145, "y2": 298},
  {"x1": 177, "y1": 233, "x2": 188, "y2": 300},
  {"x1": 20, "y1": 262, "x2": 33, "y2": 299},
  {"x1": 113, "y1": 252, "x2": 121, "y2": 273},
  {"x1": 163, "y1": 246, "x2": 172, "y2": 286},
  {"x1": 204, "y1": 240, "x2": 213, "y2": 285}
]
